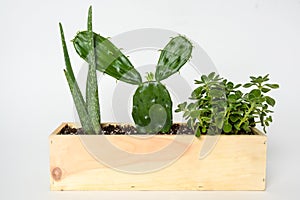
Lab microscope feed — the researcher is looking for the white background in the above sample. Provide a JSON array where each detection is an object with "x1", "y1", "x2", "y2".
[{"x1": 1, "y1": 0, "x2": 300, "y2": 199}]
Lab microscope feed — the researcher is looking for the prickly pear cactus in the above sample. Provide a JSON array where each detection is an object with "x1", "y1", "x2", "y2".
[
  {"x1": 132, "y1": 81, "x2": 172, "y2": 133},
  {"x1": 155, "y1": 36, "x2": 193, "y2": 81},
  {"x1": 131, "y1": 36, "x2": 193, "y2": 133},
  {"x1": 73, "y1": 31, "x2": 142, "y2": 85}
]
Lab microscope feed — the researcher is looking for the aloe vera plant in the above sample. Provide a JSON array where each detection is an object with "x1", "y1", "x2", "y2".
[{"x1": 60, "y1": 6, "x2": 101, "y2": 134}]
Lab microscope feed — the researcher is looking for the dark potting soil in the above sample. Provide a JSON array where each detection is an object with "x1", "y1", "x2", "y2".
[
  {"x1": 58, "y1": 124, "x2": 257, "y2": 135},
  {"x1": 58, "y1": 123, "x2": 194, "y2": 135}
]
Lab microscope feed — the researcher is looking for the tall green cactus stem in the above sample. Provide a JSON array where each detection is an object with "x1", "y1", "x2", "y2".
[
  {"x1": 155, "y1": 36, "x2": 193, "y2": 81},
  {"x1": 59, "y1": 23, "x2": 95, "y2": 135},
  {"x1": 132, "y1": 82, "x2": 172, "y2": 133},
  {"x1": 86, "y1": 6, "x2": 101, "y2": 134},
  {"x1": 73, "y1": 32, "x2": 142, "y2": 85}
]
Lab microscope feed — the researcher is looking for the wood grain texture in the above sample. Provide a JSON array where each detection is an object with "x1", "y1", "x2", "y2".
[{"x1": 49, "y1": 123, "x2": 267, "y2": 191}]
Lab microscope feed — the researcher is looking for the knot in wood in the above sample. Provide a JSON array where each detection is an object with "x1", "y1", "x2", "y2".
[{"x1": 52, "y1": 167, "x2": 62, "y2": 181}]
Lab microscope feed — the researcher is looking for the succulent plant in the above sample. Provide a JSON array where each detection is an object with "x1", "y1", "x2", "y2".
[
  {"x1": 176, "y1": 72, "x2": 279, "y2": 136},
  {"x1": 155, "y1": 36, "x2": 193, "y2": 81},
  {"x1": 61, "y1": 6, "x2": 193, "y2": 134},
  {"x1": 74, "y1": 28, "x2": 193, "y2": 133},
  {"x1": 132, "y1": 74, "x2": 172, "y2": 133},
  {"x1": 60, "y1": 6, "x2": 101, "y2": 134},
  {"x1": 131, "y1": 36, "x2": 193, "y2": 133},
  {"x1": 73, "y1": 32, "x2": 142, "y2": 85}
]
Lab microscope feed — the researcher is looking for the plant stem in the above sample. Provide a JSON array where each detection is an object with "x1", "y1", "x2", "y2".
[{"x1": 237, "y1": 103, "x2": 255, "y2": 129}]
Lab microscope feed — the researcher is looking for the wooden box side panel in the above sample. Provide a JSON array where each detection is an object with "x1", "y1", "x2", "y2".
[{"x1": 49, "y1": 125, "x2": 267, "y2": 191}]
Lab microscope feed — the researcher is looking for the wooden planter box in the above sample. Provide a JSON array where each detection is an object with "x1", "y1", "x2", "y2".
[{"x1": 49, "y1": 123, "x2": 267, "y2": 191}]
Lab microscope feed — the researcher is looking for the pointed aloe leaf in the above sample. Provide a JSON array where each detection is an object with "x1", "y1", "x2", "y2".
[
  {"x1": 155, "y1": 36, "x2": 193, "y2": 81},
  {"x1": 59, "y1": 23, "x2": 94, "y2": 134},
  {"x1": 59, "y1": 23, "x2": 75, "y2": 82},
  {"x1": 86, "y1": 6, "x2": 101, "y2": 134},
  {"x1": 73, "y1": 31, "x2": 142, "y2": 85},
  {"x1": 64, "y1": 70, "x2": 94, "y2": 134}
]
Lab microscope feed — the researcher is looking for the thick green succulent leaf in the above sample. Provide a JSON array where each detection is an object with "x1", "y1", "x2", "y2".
[
  {"x1": 265, "y1": 96, "x2": 276, "y2": 106},
  {"x1": 64, "y1": 70, "x2": 94, "y2": 134},
  {"x1": 59, "y1": 23, "x2": 75, "y2": 81},
  {"x1": 155, "y1": 36, "x2": 193, "y2": 81},
  {"x1": 132, "y1": 82, "x2": 172, "y2": 133},
  {"x1": 86, "y1": 6, "x2": 101, "y2": 134},
  {"x1": 60, "y1": 23, "x2": 95, "y2": 134},
  {"x1": 73, "y1": 31, "x2": 142, "y2": 85}
]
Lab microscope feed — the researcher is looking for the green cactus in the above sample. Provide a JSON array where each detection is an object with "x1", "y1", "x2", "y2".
[
  {"x1": 132, "y1": 79, "x2": 172, "y2": 133},
  {"x1": 131, "y1": 36, "x2": 193, "y2": 133},
  {"x1": 73, "y1": 31, "x2": 142, "y2": 85},
  {"x1": 155, "y1": 36, "x2": 193, "y2": 81},
  {"x1": 61, "y1": 6, "x2": 193, "y2": 134}
]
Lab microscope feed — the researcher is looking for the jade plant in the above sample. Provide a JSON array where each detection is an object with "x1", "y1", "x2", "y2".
[
  {"x1": 60, "y1": 6, "x2": 193, "y2": 134},
  {"x1": 175, "y1": 72, "x2": 279, "y2": 137}
]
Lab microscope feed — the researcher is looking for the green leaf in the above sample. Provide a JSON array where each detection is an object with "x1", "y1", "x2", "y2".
[
  {"x1": 208, "y1": 72, "x2": 216, "y2": 80},
  {"x1": 265, "y1": 96, "x2": 276, "y2": 106},
  {"x1": 86, "y1": 6, "x2": 101, "y2": 134},
  {"x1": 263, "y1": 74, "x2": 270, "y2": 81},
  {"x1": 177, "y1": 102, "x2": 187, "y2": 111},
  {"x1": 234, "y1": 84, "x2": 242, "y2": 89},
  {"x1": 201, "y1": 75, "x2": 208, "y2": 83},
  {"x1": 64, "y1": 70, "x2": 94, "y2": 134},
  {"x1": 261, "y1": 87, "x2": 271, "y2": 93},
  {"x1": 186, "y1": 103, "x2": 194, "y2": 110},
  {"x1": 155, "y1": 36, "x2": 193, "y2": 81},
  {"x1": 230, "y1": 115, "x2": 239, "y2": 122},
  {"x1": 60, "y1": 23, "x2": 94, "y2": 134},
  {"x1": 265, "y1": 121, "x2": 269, "y2": 126},
  {"x1": 195, "y1": 126, "x2": 201, "y2": 137},
  {"x1": 242, "y1": 121, "x2": 250, "y2": 132},
  {"x1": 202, "y1": 117, "x2": 211, "y2": 123},
  {"x1": 73, "y1": 31, "x2": 142, "y2": 85},
  {"x1": 223, "y1": 122, "x2": 232, "y2": 133},
  {"x1": 267, "y1": 116, "x2": 273, "y2": 122},
  {"x1": 228, "y1": 94, "x2": 237, "y2": 101},
  {"x1": 190, "y1": 110, "x2": 201, "y2": 118},
  {"x1": 191, "y1": 86, "x2": 203, "y2": 98},
  {"x1": 249, "y1": 89, "x2": 261, "y2": 98},
  {"x1": 187, "y1": 118, "x2": 193, "y2": 128},
  {"x1": 59, "y1": 23, "x2": 75, "y2": 81},
  {"x1": 234, "y1": 123, "x2": 240, "y2": 131},
  {"x1": 227, "y1": 82, "x2": 234, "y2": 89},
  {"x1": 183, "y1": 111, "x2": 190, "y2": 118},
  {"x1": 265, "y1": 84, "x2": 279, "y2": 89},
  {"x1": 210, "y1": 89, "x2": 224, "y2": 98},
  {"x1": 243, "y1": 83, "x2": 253, "y2": 88}
]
